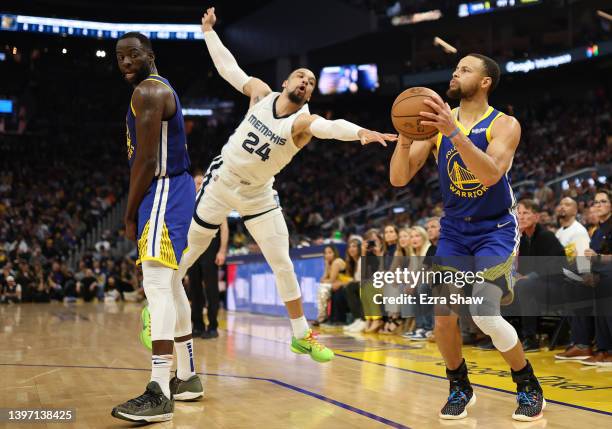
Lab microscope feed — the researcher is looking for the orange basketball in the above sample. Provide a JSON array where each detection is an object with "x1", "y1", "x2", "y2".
[{"x1": 391, "y1": 87, "x2": 440, "y2": 140}]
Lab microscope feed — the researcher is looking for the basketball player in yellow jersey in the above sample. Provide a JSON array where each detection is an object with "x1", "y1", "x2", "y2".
[
  {"x1": 390, "y1": 54, "x2": 545, "y2": 421},
  {"x1": 173, "y1": 7, "x2": 396, "y2": 364}
]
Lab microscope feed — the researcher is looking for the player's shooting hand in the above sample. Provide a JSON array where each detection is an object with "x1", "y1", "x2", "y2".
[
  {"x1": 420, "y1": 95, "x2": 456, "y2": 137},
  {"x1": 125, "y1": 219, "x2": 137, "y2": 242},
  {"x1": 201, "y1": 7, "x2": 217, "y2": 32},
  {"x1": 358, "y1": 129, "x2": 398, "y2": 147}
]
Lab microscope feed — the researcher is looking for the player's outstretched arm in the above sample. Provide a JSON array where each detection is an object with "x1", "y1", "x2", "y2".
[
  {"x1": 123, "y1": 81, "x2": 168, "y2": 241},
  {"x1": 291, "y1": 113, "x2": 397, "y2": 149},
  {"x1": 420, "y1": 95, "x2": 520, "y2": 187},
  {"x1": 201, "y1": 7, "x2": 271, "y2": 105},
  {"x1": 389, "y1": 134, "x2": 436, "y2": 187}
]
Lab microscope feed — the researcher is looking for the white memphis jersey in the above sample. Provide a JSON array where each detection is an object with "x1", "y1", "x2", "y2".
[{"x1": 220, "y1": 92, "x2": 309, "y2": 186}]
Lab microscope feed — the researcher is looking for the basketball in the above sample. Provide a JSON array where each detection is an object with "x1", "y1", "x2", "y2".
[
  {"x1": 4, "y1": 1, "x2": 610, "y2": 427},
  {"x1": 391, "y1": 87, "x2": 440, "y2": 140}
]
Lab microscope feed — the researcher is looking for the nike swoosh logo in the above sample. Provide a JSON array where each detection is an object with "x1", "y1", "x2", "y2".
[{"x1": 497, "y1": 221, "x2": 512, "y2": 228}]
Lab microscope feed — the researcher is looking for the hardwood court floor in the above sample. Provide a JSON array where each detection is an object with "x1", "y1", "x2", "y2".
[{"x1": 0, "y1": 302, "x2": 610, "y2": 429}]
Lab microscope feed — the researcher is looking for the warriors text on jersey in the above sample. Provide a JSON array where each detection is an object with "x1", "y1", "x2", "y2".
[
  {"x1": 220, "y1": 92, "x2": 310, "y2": 186},
  {"x1": 435, "y1": 106, "x2": 516, "y2": 219},
  {"x1": 125, "y1": 74, "x2": 195, "y2": 269}
]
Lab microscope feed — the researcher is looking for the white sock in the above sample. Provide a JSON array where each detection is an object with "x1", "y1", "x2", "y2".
[
  {"x1": 175, "y1": 339, "x2": 196, "y2": 381},
  {"x1": 290, "y1": 316, "x2": 310, "y2": 339},
  {"x1": 151, "y1": 354, "x2": 172, "y2": 399}
]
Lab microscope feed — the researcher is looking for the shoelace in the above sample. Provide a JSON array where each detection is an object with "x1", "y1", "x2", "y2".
[
  {"x1": 128, "y1": 390, "x2": 161, "y2": 408},
  {"x1": 448, "y1": 389, "x2": 468, "y2": 405},
  {"x1": 303, "y1": 331, "x2": 325, "y2": 351},
  {"x1": 517, "y1": 391, "x2": 538, "y2": 407}
]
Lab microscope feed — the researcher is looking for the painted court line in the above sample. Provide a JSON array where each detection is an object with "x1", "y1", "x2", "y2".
[
  {"x1": 223, "y1": 327, "x2": 612, "y2": 417},
  {"x1": 0, "y1": 362, "x2": 411, "y2": 429}
]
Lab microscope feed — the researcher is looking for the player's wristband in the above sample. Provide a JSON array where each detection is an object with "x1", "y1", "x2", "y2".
[{"x1": 446, "y1": 127, "x2": 461, "y2": 139}]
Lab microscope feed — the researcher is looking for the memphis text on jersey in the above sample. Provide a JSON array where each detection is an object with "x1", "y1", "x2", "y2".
[{"x1": 248, "y1": 114, "x2": 287, "y2": 145}]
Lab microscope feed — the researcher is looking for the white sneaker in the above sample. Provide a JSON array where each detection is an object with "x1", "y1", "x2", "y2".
[
  {"x1": 343, "y1": 319, "x2": 360, "y2": 331},
  {"x1": 346, "y1": 319, "x2": 368, "y2": 333}
]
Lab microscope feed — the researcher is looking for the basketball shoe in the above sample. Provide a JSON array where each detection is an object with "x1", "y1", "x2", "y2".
[
  {"x1": 170, "y1": 372, "x2": 204, "y2": 401},
  {"x1": 439, "y1": 359, "x2": 476, "y2": 419},
  {"x1": 290, "y1": 329, "x2": 334, "y2": 362},
  {"x1": 111, "y1": 381, "x2": 173, "y2": 423},
  {"x1": 511, "y1": 360, "x2": 546, "y2": 421}
]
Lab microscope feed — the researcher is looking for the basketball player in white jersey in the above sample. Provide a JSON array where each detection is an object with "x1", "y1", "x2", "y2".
[{"x1": 174, "y1": 7, "x2": 397, "y2": 363}]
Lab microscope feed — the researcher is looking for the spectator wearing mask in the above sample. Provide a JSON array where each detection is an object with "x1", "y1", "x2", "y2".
[
  {"x1": 515, "y1": 199, "x2": 566, "y2": 352},
  {"x1": 554, "y1": 197, "x2": 594, "y2": 360}
]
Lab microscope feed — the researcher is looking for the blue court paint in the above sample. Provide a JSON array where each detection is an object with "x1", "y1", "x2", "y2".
[
  {"x1": 0, "y1": 363, "x2": 411, "y2": 428},
  {"x1": 223, "y1": 328, "x2": 612, "y2": 418}
]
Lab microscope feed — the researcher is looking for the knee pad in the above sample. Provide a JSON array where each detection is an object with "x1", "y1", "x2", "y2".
[
  {"x1": 470, "y1": 282, "x2": 518, "y2": 352},
  {"x1": 471, "y1": 315, "x2": 518, "y2": 352},
  {"x1": 172, "y1": 270, "x2": 192, "y2": 338},
  {"x1": 245, "y1": 209, "x2": 301, "y2": 302},
  {"x1": 142, "y1": 261, "x2": 176, "y2": 341}
]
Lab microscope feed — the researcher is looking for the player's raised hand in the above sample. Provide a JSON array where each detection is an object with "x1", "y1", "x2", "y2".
[
  {"x1": 420, "y1": 95, "x2": 456, "y2": 137},
  {"x1": 201, "y1": 7, "x2": 217, "y2": 32},
  {"x1": 358, "y1": 129, "x2": 398, "y2": 147}
]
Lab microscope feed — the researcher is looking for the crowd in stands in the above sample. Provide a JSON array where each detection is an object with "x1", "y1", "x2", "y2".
[
  {"x1": 312, "y1": 188, "x2": 612, "y2": 366},
  {"x1": 1, "y1": 34, "x2": 610, "y2": 309}
]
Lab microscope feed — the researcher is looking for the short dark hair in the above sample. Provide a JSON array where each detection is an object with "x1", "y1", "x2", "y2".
[
  {"x1": 518, "y1": 199, "x2": 540, "y2": 213},
  {"x1": 468, "y1": 53, "x2": 500, "y2": 95},
  {"x1": 118, "y1": 32, "x2": 154, "y2": 54},
  {"x1": 595, "y1": 189, "x2": 611, "y2": 201}
]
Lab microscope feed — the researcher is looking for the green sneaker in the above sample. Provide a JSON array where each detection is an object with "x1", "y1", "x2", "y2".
[
  {"x1": 170, "y1": 372, "x2": 204, "y2": 401},
  {"x1": 111, "y1": 381, "x2": 174, "y2": 423},
  {"x1": 139, "y1": 306, "x2": 152, "y2": 351},
  {"x1": 290, "y1": 329, "x2": 334, "y2": 363}
]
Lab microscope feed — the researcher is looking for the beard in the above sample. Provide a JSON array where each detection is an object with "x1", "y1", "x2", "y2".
[
  {"x1": 129, "y1": 63, "x2": 152, "y2": 87},
  {"x1": 288, "y1": 88, "x2": 305, "y2": 104},
  {"x1": 446, "y1": 82, "x2": 478, "y2": 100}
]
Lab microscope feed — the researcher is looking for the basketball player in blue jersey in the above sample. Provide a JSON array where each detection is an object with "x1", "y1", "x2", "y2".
[
  {"x1": 111, "y1": 32, "x2": 203, "y2": 423},
  {"x1": 390, "y1": 54, "x2": 544, "y2": 421}
]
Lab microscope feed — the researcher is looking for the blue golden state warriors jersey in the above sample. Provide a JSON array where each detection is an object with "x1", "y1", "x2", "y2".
[
  {"x1": 436, "y1": 106, "x2": 515, "y2": 219},
  {"x1": 126, "y1": 74, "x2": 190, "y2": 177}
]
